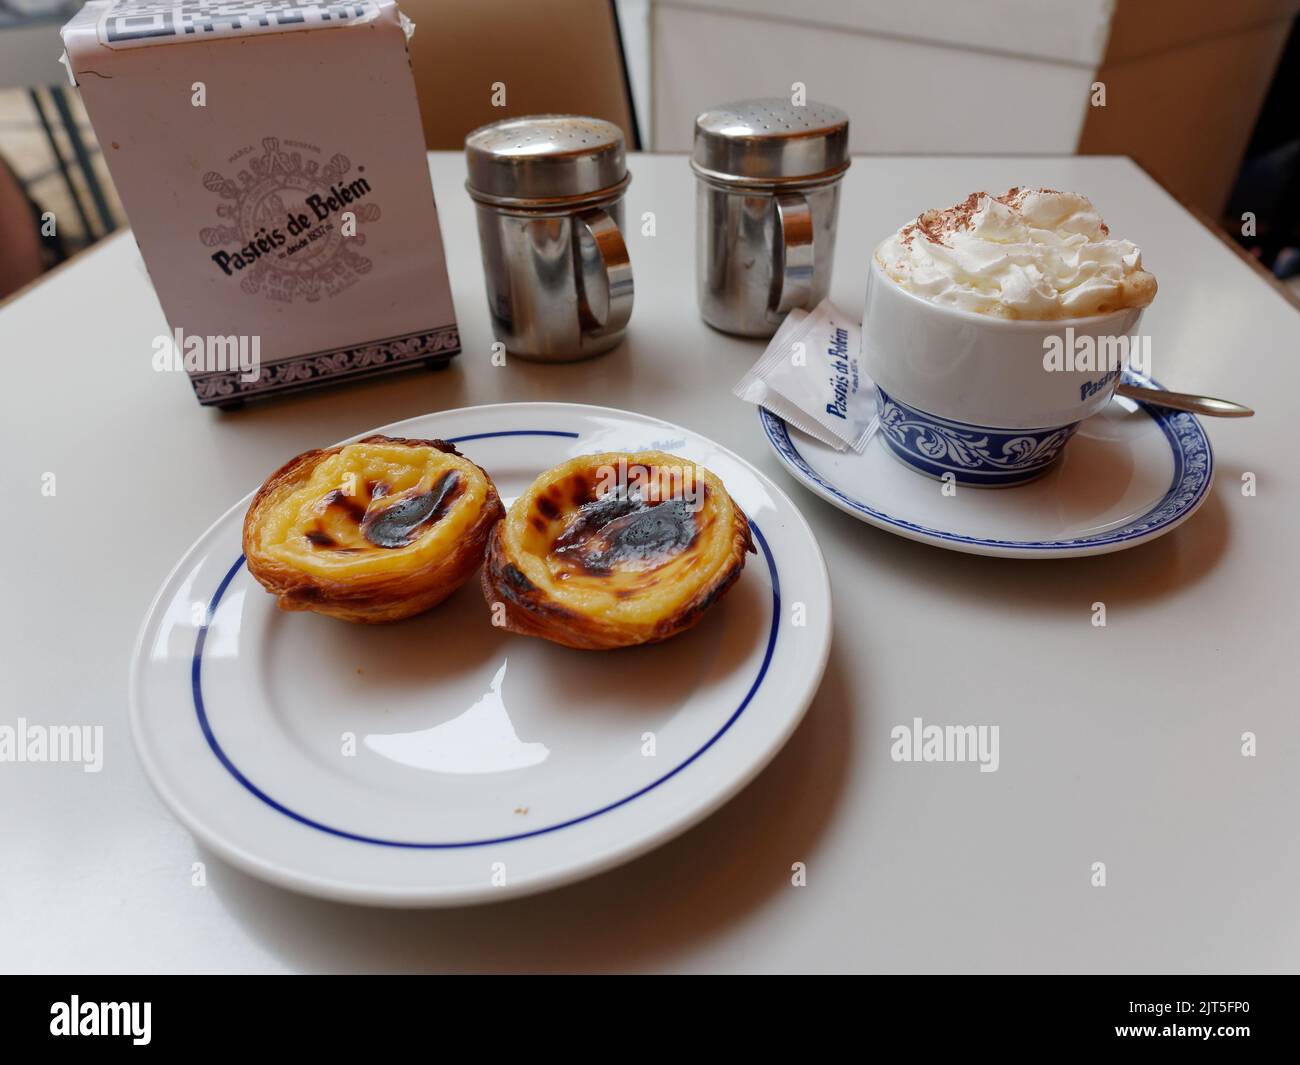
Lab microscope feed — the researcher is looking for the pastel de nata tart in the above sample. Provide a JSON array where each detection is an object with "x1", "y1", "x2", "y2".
[
  {"x1": 482, "y1": 451, "x2": 753, "y2": 650},
  {"x1": 243, "y1": 435, "x2": 504, "y2": 623}
]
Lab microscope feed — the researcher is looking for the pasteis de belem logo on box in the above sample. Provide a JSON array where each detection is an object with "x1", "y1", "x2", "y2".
[{"x1": 201, "y1": 137, "x2": 380, "y2": 303}]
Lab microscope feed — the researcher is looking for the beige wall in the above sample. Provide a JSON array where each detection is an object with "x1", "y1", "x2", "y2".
[
  {"x1": 1079, "y1": 1, "x2": 1299, "y2": 215},
  {"x1": 402, "y1": 0, "x2": 637, "y2": 151}
]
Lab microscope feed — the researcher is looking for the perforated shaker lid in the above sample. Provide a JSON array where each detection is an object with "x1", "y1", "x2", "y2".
[
  {"x1": 465, "y1": 115, "x2": 627, "y2": 205},
  {"x1": 692, "y1": 98, "x2": 850, "y2": 185}
]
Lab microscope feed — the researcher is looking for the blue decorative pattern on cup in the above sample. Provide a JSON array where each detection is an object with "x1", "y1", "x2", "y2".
[{"x1": 875, "y1": 387, "x2": 1077, "y2": 487}]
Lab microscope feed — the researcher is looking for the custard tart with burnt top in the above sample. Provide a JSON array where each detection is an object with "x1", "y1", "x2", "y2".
[
  {"x1": 482, "y1": 450, "x2": 753, "y2": 649},
  {"x1": 243, "y1": 435, "x2": 504, "y2": 623}
]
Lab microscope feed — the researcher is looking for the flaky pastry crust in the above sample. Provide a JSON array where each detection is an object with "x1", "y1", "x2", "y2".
[
  {"x1": 243, "y1": 435, "x2": 504, "y2": 623},
  {"x1": 481, "y1": 451, "x2": 753, "y2": 650}
]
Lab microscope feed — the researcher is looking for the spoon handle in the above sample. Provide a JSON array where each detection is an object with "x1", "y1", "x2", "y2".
[{"x1": 1116, "y1": 383, "x2": 1255, "y2": 418}]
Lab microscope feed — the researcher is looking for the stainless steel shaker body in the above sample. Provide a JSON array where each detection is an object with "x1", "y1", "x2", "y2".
[
  {"x1": 692, "y1": 99, "x2": 850, "y2": 337},
  {"x1": 465, "y1": 115, "x2": 633, "y2": 362}
]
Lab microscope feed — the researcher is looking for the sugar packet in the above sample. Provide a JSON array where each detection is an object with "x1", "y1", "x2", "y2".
[{"x1": 733, "y1": 299, "x2": 877, "y2": 453}]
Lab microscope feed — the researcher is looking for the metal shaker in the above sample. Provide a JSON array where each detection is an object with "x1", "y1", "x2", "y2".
[
  {"x1": 692, "y1": 99, "x2": 849, "y2": 337},
  {"x1": 465, "y1": 115, "x2": 633, "y2": 362}
]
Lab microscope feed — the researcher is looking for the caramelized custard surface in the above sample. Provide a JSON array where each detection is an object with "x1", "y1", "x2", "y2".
[{"x1": 254, "y1": 441, "x2": 487, "y2": 579}]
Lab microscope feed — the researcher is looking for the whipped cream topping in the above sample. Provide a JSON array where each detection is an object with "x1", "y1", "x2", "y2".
[{"x1": 874, "y1": 188, "x2": 1157, "y2": 319}]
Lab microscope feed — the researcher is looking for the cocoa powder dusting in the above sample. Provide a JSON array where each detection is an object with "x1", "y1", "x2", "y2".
[
  {"x1": 907, "y1": 187, "x2": 1076, "y2": 247},
  {"x1": 913, "y1": 192, "x2": 984, "y2": 247}
]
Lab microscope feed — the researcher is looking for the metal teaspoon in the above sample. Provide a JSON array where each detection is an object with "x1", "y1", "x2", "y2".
[{"x1": 1115, "y1": 383, "x2": 1254, "y2": 417}]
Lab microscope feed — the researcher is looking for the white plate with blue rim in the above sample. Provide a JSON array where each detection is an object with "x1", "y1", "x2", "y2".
[
  {"x1": 759, "y1": 372, "x2": 1214, "y2": 559},
  {"x1": 130, "y1": 402, "x2": 830, "y2": 907}
]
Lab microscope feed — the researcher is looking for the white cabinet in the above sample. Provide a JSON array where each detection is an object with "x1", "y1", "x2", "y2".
[{"x1": 647, "y1": 0, "x2": 1299, "y2": 214}]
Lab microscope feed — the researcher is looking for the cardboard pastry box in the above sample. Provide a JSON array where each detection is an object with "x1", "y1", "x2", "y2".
[{"x1": 62, "y1": 0, "x2": 459, "y2": 405}]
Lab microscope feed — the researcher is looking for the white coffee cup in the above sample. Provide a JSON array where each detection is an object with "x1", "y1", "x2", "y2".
[{"x1": 862, "y1": 254, "x2": 1145, "y2": 486}]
